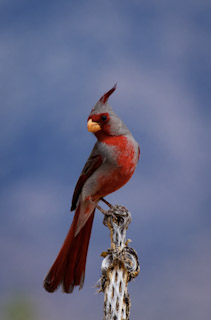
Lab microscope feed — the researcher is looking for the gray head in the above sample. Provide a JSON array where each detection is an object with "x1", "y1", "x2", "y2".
[{"x1": 87, "y1": 85, "x2": 130, "y2": 137}]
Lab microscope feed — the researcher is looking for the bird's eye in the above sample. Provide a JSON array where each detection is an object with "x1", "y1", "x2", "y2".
[{"x1": 101, "y1": 115, "x2": 107, "y2": 121}]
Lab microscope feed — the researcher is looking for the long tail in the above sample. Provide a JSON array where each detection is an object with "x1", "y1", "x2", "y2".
[{"x1": 43, "y1": 204, "x2": 95, "y2": 293}]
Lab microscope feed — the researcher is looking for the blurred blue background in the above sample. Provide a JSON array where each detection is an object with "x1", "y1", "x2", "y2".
[{"x1": 0, "y1": 0, "x2": 210, "y2": 319}]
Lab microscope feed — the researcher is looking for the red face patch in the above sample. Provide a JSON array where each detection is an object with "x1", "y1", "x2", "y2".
[{"x1": 88, "y1": 113, "x2": 111, "y2": 137}]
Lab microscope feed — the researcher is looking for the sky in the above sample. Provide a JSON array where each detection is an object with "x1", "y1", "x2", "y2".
[{"x1": 0, "y1": 0, "x2": 211, "y2": 319}]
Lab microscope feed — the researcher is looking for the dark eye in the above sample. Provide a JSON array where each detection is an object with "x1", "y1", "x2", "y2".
[{"x1": 101, "y1": 115, "x2": 107, "y2": 121}]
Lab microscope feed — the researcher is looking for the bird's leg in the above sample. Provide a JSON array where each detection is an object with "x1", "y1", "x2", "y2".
[
  {"x1": 99, "y1": 199, "x2": 116, "y2": 226},
  {"x1": 96, "y1": 204, "x2": 115, "y2": 218},
  {"x1": 88, "y1": 198, "x2": 108, "y2": 215},
  {"x1": 100, "y1": 197, "x2": 113, "y2": 209},
  {"x1": 89, "y1": 198, "x2": 115, "y2": 218},
  {"x1": 95, "y1": 204, "x2": 108, "y2": 215}
]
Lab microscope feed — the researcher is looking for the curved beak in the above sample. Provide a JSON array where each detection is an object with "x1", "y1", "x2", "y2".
[{"x1": 87, "y1": 119, "x2": 101, "y2": 133}]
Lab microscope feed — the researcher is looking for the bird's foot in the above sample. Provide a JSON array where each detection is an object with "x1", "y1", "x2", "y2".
[
  {"x1": 90, "y1": 198, "x2": 115, "y2": 220},
  {"x1": 96, "y1": 204, "x2": 115, "y2": 219},
  {"x1": 100, "y1": 198, "x2": 116, "y2": 219},
  {"x1": 95, "y1": 200, "x2": 116, "y2": 221}
]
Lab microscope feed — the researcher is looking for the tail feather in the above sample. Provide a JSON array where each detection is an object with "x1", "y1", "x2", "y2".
[
  {"x1": 43, "y1": 205, "x2": 95, "y2": 293},
  {"x1": 63, "y1": 212, "x2": 94, "y2": 292}
]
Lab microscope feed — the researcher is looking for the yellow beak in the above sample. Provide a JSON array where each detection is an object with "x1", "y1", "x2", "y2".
[{"x1": 87, "y1": 119, "x2": 101, "y2": 133}]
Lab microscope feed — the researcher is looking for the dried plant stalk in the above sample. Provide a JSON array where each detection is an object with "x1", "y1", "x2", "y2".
[{"x1": 99, "y1": 205, "x2": 140, "y2": 320}]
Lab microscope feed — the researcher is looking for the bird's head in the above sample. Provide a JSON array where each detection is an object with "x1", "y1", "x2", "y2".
[{"x1": 87, "y1": 85, "x2": 129, "y2": 139}]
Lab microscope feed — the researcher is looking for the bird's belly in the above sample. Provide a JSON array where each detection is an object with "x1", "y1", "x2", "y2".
[
  {"x1": 92, "y1": 142, "x2": 137, "y2": 199},
  {"x1": 82, "y1": 135, "x2": 139, "y2": 202},
  {"x1": 93, "y1": 165, "x2": 135, "y2": 199}
]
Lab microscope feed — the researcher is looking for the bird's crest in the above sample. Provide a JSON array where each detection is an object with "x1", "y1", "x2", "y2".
[
  {"x1": 99, "y1": 84, "x2": 117, "y2": 104},
  {"x1": 89, "y1": 84, "x2": 117, "y2": 116}
]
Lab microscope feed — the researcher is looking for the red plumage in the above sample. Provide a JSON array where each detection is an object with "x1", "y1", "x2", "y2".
[
  {"x1": 44, "y1": 205, "x2": 95, "y2": 293},
  {"x1": 99, "y1": 83, "x2": 117, "y2": 103},
  {"x1": 43, "y1": 85, "x2": 140, "y2": 293}
]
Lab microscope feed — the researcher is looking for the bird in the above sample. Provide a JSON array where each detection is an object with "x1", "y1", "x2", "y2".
[{"x1": 43, "y1": 84, "x2": 140, "y2": 293}]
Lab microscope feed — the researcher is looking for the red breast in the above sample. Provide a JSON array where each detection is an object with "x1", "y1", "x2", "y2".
[{"x1": 92, "y1": 135, "x2": 138, "y2": 199}]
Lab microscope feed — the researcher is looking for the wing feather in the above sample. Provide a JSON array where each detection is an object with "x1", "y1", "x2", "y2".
[{"x1": 71, "y1": 143, "x2": 103, "y2": 211}]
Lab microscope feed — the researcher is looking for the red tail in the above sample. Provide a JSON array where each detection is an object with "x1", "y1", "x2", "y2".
[{"x1": 43, "y1": 205, "x2": 95, "y2": 293}]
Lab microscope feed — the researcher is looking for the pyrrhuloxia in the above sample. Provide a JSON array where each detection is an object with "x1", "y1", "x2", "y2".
[{"x1": 43, "y1": 85, "x2": 140, "y2": 293}]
